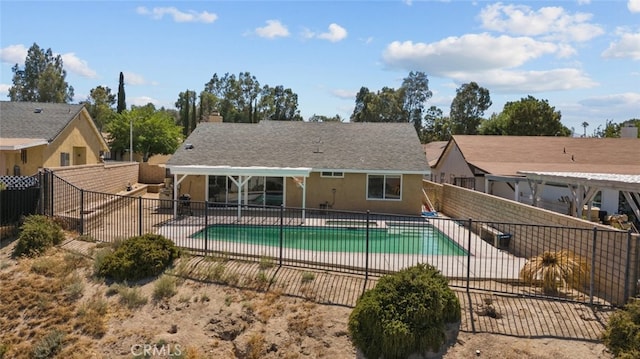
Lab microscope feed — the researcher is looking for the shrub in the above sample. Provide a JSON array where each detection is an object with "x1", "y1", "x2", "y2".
[
  {"x1": 153, "y1": 275, "x2": 177, "y2": 300},
  {"x1": 13, "y1": 215, "x2": 64, "y2": 257},
  {"x1": 95, "y1": 234, "x2": 180, "y2": 282},
  {"x1": 113, "y1": 284, "x2": 148, "y2": 309},
  {"x1": 519, "y1": 250, "x2": 589, "y2": 295},
  {"x1": 31, "y1": 329, "x2": 65, "y2": 359},
  {"x1": 348, "y1": 263, "x2": 461, "y2": 359},
  {"x1": 603, "y1": 299, "x2": 640, "y2": 358}
]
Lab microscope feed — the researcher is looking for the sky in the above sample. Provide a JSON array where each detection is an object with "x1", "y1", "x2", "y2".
[{"x1": 1, "y1": 1, "x2": 639, "y2": 135}]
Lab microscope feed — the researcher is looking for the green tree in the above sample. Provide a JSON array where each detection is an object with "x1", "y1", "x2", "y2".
[
  {"x1": 198, "y1": 91, "x2": 221, "y2": 123},
  {"x1": 308, "y1": 114, "x2": 343, "y2": 122},
  {"x1": 117, "y1": 72, "x2": 126, "y2": 113},
  {"x1": 449, "y1": 82, "x2": 491, "y2": 135},
  {"x1": 500, "y1": 96, "x2": 570, "y2": 136},
  {"x1": 258, "y1": 85, "x2": 302, "y2": 121},
  {"x1": 581, "y1": 121, "x2": 589, "y2": 137},
  {"x1": 204, "y1": 72, "x2": 263, "y2": 123},
  {"x1": 351, "y1": 86, "x2": 404, "y2": 123},
  {"x1": 422, "y1": 106, "x2": 451, "y2": 142},
  {"x1": 8, "y1": 43, "x2": 74, "y2": 103},
  {"x1": 593, "y1": 120, "x2": 620, "y2": 138},
  {"x1": 351, "y1": 87, "x2": 375, "y2": 122},
  {"x1": 106, "y1": 105, "x2": 183, "y2": 162},
  {"x1": 84, "y1": 86, "x2": 116, "y2": 131},
  {"x1": 479, "y1": 113, "x2": 508, "y2": 135},
  {"x1": 175, "y1": 90, "x2": 196, "y2": 135},
  {"x1": 401, "y1": 71, "x2": 432, "y2": 132}
]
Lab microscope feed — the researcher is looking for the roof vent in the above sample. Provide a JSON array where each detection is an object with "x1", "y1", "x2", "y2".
[
  {"x1": 185, "y1": 143, "x2": 194, "y2": 150},
  {"x1": 34, "y1": 108, "x2": 42, "y2": 113}
]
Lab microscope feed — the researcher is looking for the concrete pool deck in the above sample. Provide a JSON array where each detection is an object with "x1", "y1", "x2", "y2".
[{"x1": 155, "y1": 213, "x2": 527, "y2": 281}]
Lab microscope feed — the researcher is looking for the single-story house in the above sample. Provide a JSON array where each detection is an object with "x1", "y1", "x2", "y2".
[
  {"x1": 430, "y1": 134, "x2": 640, "y2": 219},
  {"x1": 0, "y1": 101, "x2": 109, "y2": 176},
  {"x1": 166, "y1": 121, "x2": 430, "y2": 215}
]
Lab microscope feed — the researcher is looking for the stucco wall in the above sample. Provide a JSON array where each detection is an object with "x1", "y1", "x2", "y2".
[
  {"x1": 44, "y1": 110, "x2": 107, "y2": 169},
  {"x1": 436, "y1": 182, "x2": 638, "y2": 305},
  {"x1": 174, "y1": 172, "x2": 424, "y2": 215}
]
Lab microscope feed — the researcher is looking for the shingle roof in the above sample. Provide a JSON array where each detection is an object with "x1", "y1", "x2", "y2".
[
  {"x1": 0, "y1": 101, "x2": 85, "y2": 141},
  {"x1": 423, "y1": 141, "x2": 448, "y2": 166},
  {"x1": 167, "y1": 121, "x2": 429, "y2": 173},
  {"x1": 448, "y1": 135, "x2": 640, "y2": 175}
]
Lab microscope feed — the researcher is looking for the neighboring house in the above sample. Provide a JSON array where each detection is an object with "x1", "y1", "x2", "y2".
[
  {"x1": 166, "y1": 121, "x2": 430, "y2": 215},
  {"x1": 0, "y1": 101, "x2": 109, "y2": 176},
  {"x1": 431, "y1": 134, "x2": 640, "y2": 219},
  {"x1": 423, "y1": 141, "x2": 447, "y2": 181}
]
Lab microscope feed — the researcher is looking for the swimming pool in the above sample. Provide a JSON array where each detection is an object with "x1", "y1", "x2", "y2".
[{"x1": 191, "y1": 224, "x2": 467, "y2": 256}]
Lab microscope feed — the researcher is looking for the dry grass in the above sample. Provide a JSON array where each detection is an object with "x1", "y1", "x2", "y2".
[
  {"x1": 520, "y1": 250, "x2": 590, "y2": 295},
  {"x1": 0, "y1": 248, "x2": 97, "y2": 358}
]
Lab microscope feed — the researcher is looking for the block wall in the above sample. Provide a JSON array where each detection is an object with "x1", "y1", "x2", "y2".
[{"x1": 434, "y1": 182, "x2": 639, "y2": 305}]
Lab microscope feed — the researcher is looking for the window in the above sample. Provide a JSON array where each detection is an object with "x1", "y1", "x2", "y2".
[
  {"x1": 20, "y1": 149, "x2": 27, "y2": 164},
  {"x1": 321, "y1": 171, "x2": 344, "y2": 178},
  {"x1": 60, "y1": 152, "x2": 70, "y2": 166},
  {"x1": 367, "y1": 174, "x2": 401, "y2": 200}
]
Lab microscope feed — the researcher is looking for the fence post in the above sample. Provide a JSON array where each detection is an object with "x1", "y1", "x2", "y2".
[
  {"x1": 279, "y1": 204, "x2": 284, "y2": 267},
  {"x1": 624, "y1": 229, "x2": 632, "y2": 303},
  {"x1": 204, "y1": 201, "x2": 209, "y2": 254},
  {"x1": 590, "y1": 227, "x2": 597, "y2": 306},
  {"x1": 466, "y1": 218, "x2": 472, "y2": 294},
  {"x1": 37, "y1": 171, "x2": 43, "y2": 215},
  {"x1": 79, "y1": 189, "x2": 84, "y2": 235},
  {"x1": 138, "y1": 196, "x2": 143, "y2": 236},
  {"x1": 49, "y1": 171, "x2": 54, "y2": 217},
  {"x1": 365, "y1": 210, "x2": 370, "y2": 284}
]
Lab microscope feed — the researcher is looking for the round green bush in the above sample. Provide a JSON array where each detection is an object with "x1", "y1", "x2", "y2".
[
  {"x1": 603, "y1": 299, "x2": 640, "y2": 358},
  {"x1": 95, "y1": 233, "x2": 180, "y2": 282},
  {"x1": 12, "y1": 215, "x2": 65, "y2": 257},
  {"x1": 348, "y1": 263, "x2": 461, "y2": 359}
]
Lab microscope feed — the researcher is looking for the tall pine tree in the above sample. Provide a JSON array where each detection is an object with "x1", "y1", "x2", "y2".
[
  {"x1": 8, "y1": 43, "x2": 74, "y2": 103},
  {"x1": 117, "y1": 72, "x2": 126, "y2": 113}
]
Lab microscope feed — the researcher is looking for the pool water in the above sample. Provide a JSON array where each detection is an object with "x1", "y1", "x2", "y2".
[{"x1": 192, "y1": 224, "x2": 467, "y2": 256}]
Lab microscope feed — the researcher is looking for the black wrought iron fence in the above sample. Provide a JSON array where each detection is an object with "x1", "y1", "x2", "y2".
[
  {"x1": 0, "y1": 174, "x2": 41, "y2": 225},
  {"x1": 55, "y1": 189, "x2": 636, "y2": 308}
]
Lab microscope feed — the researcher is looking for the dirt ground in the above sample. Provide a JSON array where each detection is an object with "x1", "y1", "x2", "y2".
[{"x1": 0, "y1": 236, "x2": 615, "y2": 359}]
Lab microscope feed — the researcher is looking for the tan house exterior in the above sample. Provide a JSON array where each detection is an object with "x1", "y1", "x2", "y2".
[
  {"x1": 0, "y1": 101, "x2": 109, "y2": 176},
  {"x1": 166, "y1": 121, "x2": 430, "y2": 215}
]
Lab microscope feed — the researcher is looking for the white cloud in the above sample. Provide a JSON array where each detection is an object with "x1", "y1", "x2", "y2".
[
  {"x1": 581, "y1": 92, "x2": 640, "y2": 107},
  {"x1": 255, "y1": 20, "x2": 290, "y2": 39},
  {"x1": 466, "y1": 68, "x2": 598, "y2": 93},
  {"x1": 61, "y1": 53, "x2": 98, "y2": 79},
  {"x1": 317, "y1": 23, "x2": 348, "y2": 42},
  {"x1": 0, "y1": 44, "x2": 28, "y2": 64},
  {"x1": 602, "y1": 31, "x2": 640, "y2": 60},
  {"x1": 331, "y1": 89, "x2": 355, "y2": 99},
  {"x1": 478, "y1": 3, "x2": 604, "y2": 42},
  {"x1": 136, "y1": 6, "x2": 217, "y2": 23},
  {"x1": 122, "y1": 72, "x2": 148, "y2": 86},
  {"x1": 0, "y1": 83, "x2": 10, "y2": 97},
  {"x1": 629, "y1": 0, "x2": 640, "y2": 13},
  {"x1": 382, "y1": 34, "x2": 561, "y2": 74},
  {"x1": 130, "y1": 96, "x2": 160, "y2": 107},
  {"x1": 1, "y1": 44, "x2": 97, "y2": 79}
]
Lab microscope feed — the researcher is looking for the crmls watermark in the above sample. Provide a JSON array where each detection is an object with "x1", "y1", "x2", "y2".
[{"x1": 131, "y1": 344, "x2": 183, "y2": 357}]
